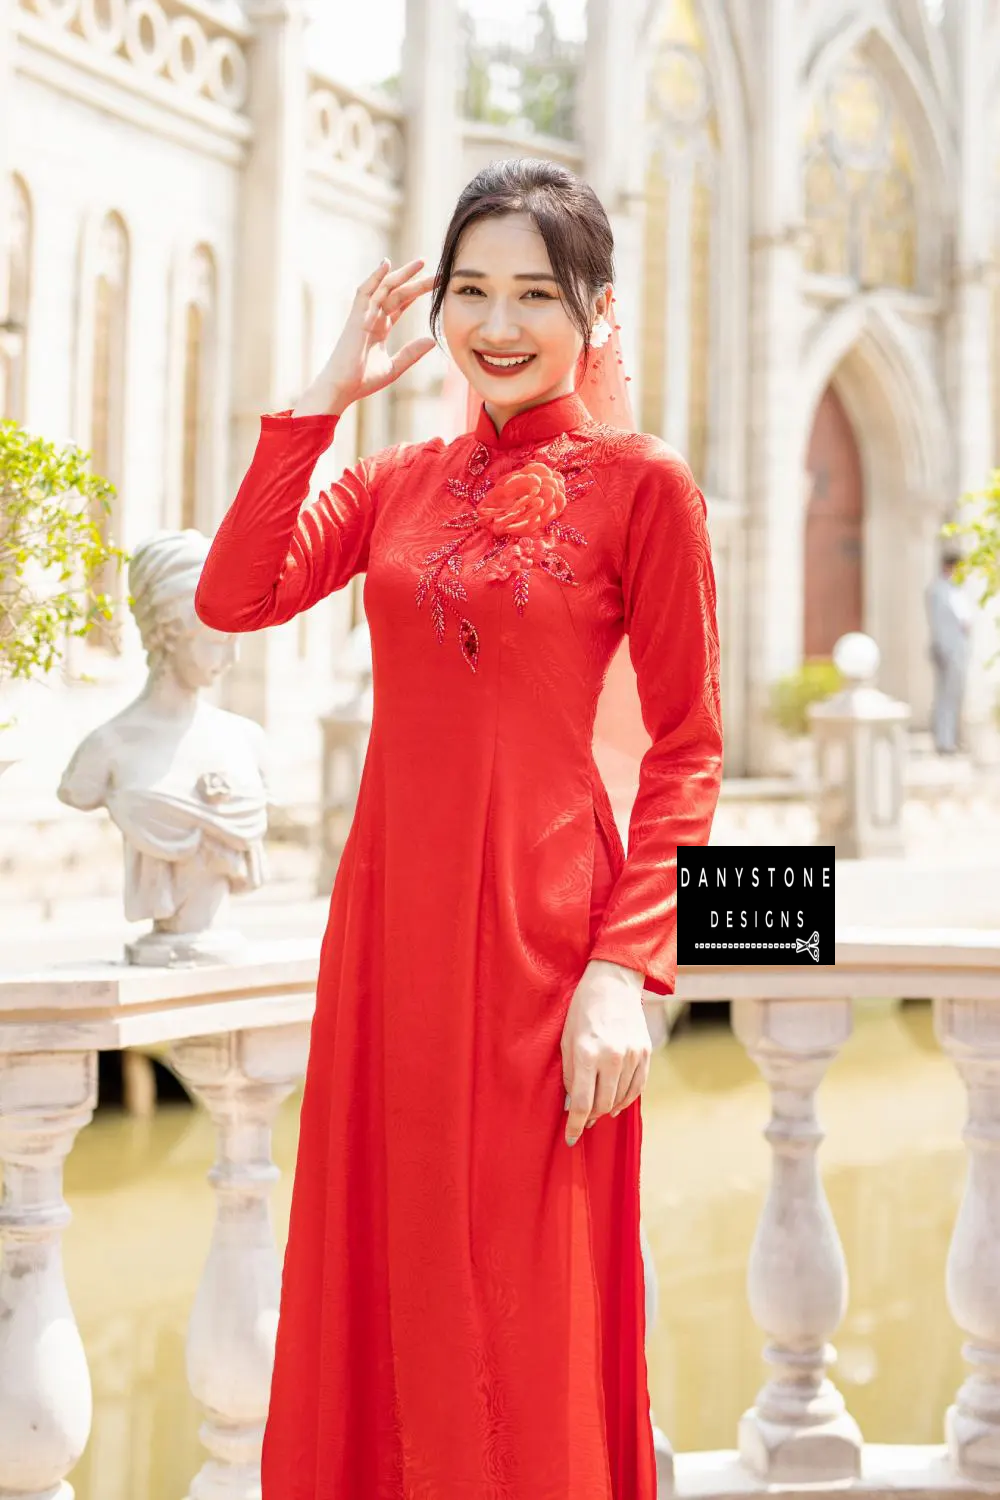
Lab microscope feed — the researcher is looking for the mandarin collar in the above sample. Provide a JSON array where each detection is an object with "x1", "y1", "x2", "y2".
[{"x1": 473, "y1": 391, "x2": 591, "y2": 451}]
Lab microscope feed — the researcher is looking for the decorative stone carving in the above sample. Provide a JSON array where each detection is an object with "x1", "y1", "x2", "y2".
[
  {"x1": 169, "y1": 1025, "x2": 311, "y2": 1500},
  {"x1": 0, "y1": 1050, "x2": 97, "y2": 1500},
  {"x1": 57, "y1": 530, "x2": 268, "y2": 966},
  {"x1": 935, "y1": 998, "x2": 1000, "y2": 1485},
  {"x1": 20, "y1": 0, "x2": 250, "y2": 112},
  {"x1": 732, "y1": 998, "x2": 863, "y2": 1483},
  {"x1": 305, "y1": 80, "x2": 405, "y2": 186}
]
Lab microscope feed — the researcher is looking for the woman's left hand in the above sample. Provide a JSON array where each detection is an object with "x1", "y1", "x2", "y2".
[{"x1": 561, "y1": 959, "x2": 651, "y2": 1146}]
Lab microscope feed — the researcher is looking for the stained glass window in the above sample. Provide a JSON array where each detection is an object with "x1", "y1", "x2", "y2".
[{"x1": 803, "y1": 56, "x2": 917, "y2": 291}]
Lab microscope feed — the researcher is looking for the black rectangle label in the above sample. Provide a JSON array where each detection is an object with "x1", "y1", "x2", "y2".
[{"x1": 677, "y1": 846, "x2": 835, "y2": 966}]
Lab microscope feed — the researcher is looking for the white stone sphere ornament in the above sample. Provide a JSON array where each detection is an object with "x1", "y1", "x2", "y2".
[{"x1": 832, "y1": 631, "x2": 881, "y2": 685}]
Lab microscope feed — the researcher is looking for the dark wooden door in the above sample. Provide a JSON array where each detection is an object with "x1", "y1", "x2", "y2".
[{"x1": 804, "y1": 384, "x2": 864, "y2": 656}]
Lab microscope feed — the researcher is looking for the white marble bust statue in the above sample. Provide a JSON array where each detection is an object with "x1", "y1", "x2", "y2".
[{"x1": 58, "y1": 529, "x2": 268, "y2": 966}]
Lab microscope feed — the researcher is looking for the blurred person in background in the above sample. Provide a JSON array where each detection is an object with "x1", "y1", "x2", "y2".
[
  {"x1": 926, "y1": 545, "x2": 972, "y2": 755},
  {"x1": 196, "y1": 157, "x2": 722, "y2": 1499}
]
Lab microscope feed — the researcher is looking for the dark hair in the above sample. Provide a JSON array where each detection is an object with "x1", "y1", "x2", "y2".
[{"x1": 429, "y1": 158, "x2": 615, "y2": 366}]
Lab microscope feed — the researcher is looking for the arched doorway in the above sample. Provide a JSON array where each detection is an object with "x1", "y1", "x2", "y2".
[{"x1": 804, "y1": 383, "x2": 864, "y2": 657}]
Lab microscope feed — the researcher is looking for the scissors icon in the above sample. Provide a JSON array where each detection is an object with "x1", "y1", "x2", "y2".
[{"x1": 795, "y1": 931, "x2": 820, "y2": 963}]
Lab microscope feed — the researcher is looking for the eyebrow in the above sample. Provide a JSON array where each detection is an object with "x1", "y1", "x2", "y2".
[{"x1": 450, "y1": 269, "x2": 559, "y2": 282}]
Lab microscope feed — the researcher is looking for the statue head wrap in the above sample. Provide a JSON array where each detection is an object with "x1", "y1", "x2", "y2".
[{"x1": 129, "y1": 530, "x2": 214, "y2": 659}]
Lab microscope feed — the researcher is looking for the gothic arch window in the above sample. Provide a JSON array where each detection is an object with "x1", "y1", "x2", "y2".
[
  {"x1": 803, "y1": 56, "x2": 917, "y2": 291},
  {"x1": 179, "y1": 246, "x2": 216, "y2": 532},
  {"x1": 88, "y1": 211, "x2": 129, "y2": 648},
  {"x1": 2, "y1": 175, "x2": 32, "y2": 423},
  {"x1": 641, "y1": 0, "x2": 718, "y2": 486}
]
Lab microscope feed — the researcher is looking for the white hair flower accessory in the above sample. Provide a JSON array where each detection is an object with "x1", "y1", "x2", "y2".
[{"x1": 590, "y1": 316, "x2": 612, "y2": 349}]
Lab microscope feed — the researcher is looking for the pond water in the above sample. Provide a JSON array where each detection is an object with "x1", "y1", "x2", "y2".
[{"x1": 62, "y1": 999, "x2": 967, "y2": 1499}]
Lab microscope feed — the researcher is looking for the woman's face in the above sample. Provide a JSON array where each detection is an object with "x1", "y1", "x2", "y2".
[{"x1": 441, "y1": 212, "x2": 609, "y2": 426}]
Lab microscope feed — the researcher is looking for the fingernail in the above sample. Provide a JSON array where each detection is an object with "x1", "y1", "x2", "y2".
[
  {"x1": 611, "y1": 1109, "x2": 620, "y2": 1118},
  {"x1": 564, "y1": 1093, "x2": 571, "y2": 1111},
  {"x1": 566, "y1": 1135, "x2": 578, "y2": 1147}
]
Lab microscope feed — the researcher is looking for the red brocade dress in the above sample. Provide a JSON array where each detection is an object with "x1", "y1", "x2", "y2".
[{"x1": 194, "y1": 390, "x2": 723, "y2": 1500}]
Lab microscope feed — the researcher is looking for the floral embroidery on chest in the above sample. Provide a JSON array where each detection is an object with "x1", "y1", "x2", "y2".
[{"x1": 415, "y1": 431, "x2": 596, "y2": 672}]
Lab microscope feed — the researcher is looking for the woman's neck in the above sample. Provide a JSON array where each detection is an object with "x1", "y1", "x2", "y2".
[{"x1": 482, "y1": 376, "x2": 577, "y2": 436}]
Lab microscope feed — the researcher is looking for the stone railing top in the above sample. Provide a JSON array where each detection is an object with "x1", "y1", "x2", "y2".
[
  {"x1": 0, "y1": 937, "x2": 319, "y2": 1050},
  {"x1": 1, "y1": 928, "x2": 997, "y2": 1053},
  {"x1": 680, "y1": 926, "x2": 1000, "y2": 1001}
]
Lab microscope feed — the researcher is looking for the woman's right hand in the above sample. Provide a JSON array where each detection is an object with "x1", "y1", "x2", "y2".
[{"x1": 293, "y1": 258, "x2": 438, "y2": 418}]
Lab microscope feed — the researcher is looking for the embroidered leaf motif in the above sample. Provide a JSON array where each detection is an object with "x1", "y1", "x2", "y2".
[
  {"x1": 512, "y1": 571, "x2": 530, "y2": 615},
  {"x1": 437, "y1": 574, "x2": 468, "y2": 602},
  {"x1": 444, "y1": 512, "x2": 479, "y2": 530},
  {"x1": 547, "y1": 520, "x2": 588, "y2": 546},
  {"x1": 458, "y1": 618, "x2": 480, "y2": 671},
  {"x1": 415, "y1": 570, "x2": 435, "y2": 607},
  {"x1": 446, "y1": 476, "x2": 493, "y2": 505},
  {"x1": 467, "y1": 442, "x2": 491, "y2": 476},
  {"x1": 446, "y1": 553, "x2": 464, "y2": 574},
  {"x1": 424, "y1": 541, "x2": 462, "y2": 564},
  {"x1": 538, "y1": 551, "x2": 577, "y2": 586},
  {"x1": 430, "y1": 594, "x2": 446, "y2": 643},
  {"x1": 471, "y1": 538, "x2": 510, "y2": 573}
]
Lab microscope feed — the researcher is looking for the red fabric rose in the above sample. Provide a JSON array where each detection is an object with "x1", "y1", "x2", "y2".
[{"x1": 477, "y1": 462, "x2": 567, "y2": 537}]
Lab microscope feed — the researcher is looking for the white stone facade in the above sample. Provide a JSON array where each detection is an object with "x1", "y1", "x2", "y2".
[{"x1": 2, "y1": 0, "x2": 999, "y2": 807}]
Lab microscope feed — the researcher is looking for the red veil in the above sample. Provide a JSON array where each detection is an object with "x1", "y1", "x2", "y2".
[{"x1": 440, "y1": 296, "x2": 651, "y2": 816}]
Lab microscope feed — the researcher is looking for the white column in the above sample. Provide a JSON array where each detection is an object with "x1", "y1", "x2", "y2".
[
  {"x1": 393, "y1": 0, "x2": 461, "y2": 442},
  {"x1": 170, "y1": 1024, "x2": 311, "y2": 1500},
  {"x1": 581, "y1": 0, "x2": 645, "y2": 391},
  {"x1": 0, "y1": 1051, "x2": 97, "y2": 1500},
  {"x1": 744, "y1": 0, "x2": 805, "y2": 773},
  {"x1": 0, "y1": 0, "x2": 12, "y2": 292},
  {"x1": 225, "y1": 0, "x2": 308, "y2": 729},
  {"x1": 732, "y1": 999, "x2": 862, "y2": 1482},
  {"x1": 934, "y1": 999, "x2": 1000, "y2": 1483},
  {"x1": 942, "y1": 0, "x2": 998, "y2": 763}
]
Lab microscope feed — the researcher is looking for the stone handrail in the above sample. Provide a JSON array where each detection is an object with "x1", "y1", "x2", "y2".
[{"x1": 0, "y1": 931, "x2": 998, "y2": 1498}]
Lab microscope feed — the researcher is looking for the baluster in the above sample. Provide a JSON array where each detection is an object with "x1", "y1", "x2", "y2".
[
  {"x1": 0, "y1": 1050, "x2": 97, "y2": 1500},
  {"x1": 935, "y1": 998, "x2": 1000, "y2": 1483},
  {"x1": 732, "y1": 999, "x2": 862, "y2": 1482},
  {"x1": 170, "y1": 1023, "x2": 311, "y2": 1500}
]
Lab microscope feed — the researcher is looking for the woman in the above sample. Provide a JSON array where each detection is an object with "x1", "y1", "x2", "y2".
[{"x1": 195, "y1": 158, "x2": 723, "y2": 1500}]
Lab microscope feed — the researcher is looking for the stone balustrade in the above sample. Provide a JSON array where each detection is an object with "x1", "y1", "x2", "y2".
[
  {"x1": 0, "y1": 930, "x2": 998, "y2": 1499},
  {"x1": 17, "y1": 0, "x2": 251, "y2": 115},
  {"x1": 305, "y1": 71, "x2": 405, "y2": 191}
]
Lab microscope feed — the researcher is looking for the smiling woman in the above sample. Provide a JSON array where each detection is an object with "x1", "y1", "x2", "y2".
[{"x1": 194, "y1": 155, "x2": 723, "y2": 1500}]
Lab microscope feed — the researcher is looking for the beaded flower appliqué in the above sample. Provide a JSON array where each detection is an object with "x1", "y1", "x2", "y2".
[{"x1": 415, "y1": 433, "x2": 594, "y2": 672}]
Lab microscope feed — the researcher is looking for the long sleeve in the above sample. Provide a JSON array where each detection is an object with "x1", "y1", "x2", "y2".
[
  {"x1": 588, "y1": 449, "x2": 724, "y2": 994},
  {"x1": 195, "y1": 412, "x2": 379, "y2": 633}
]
